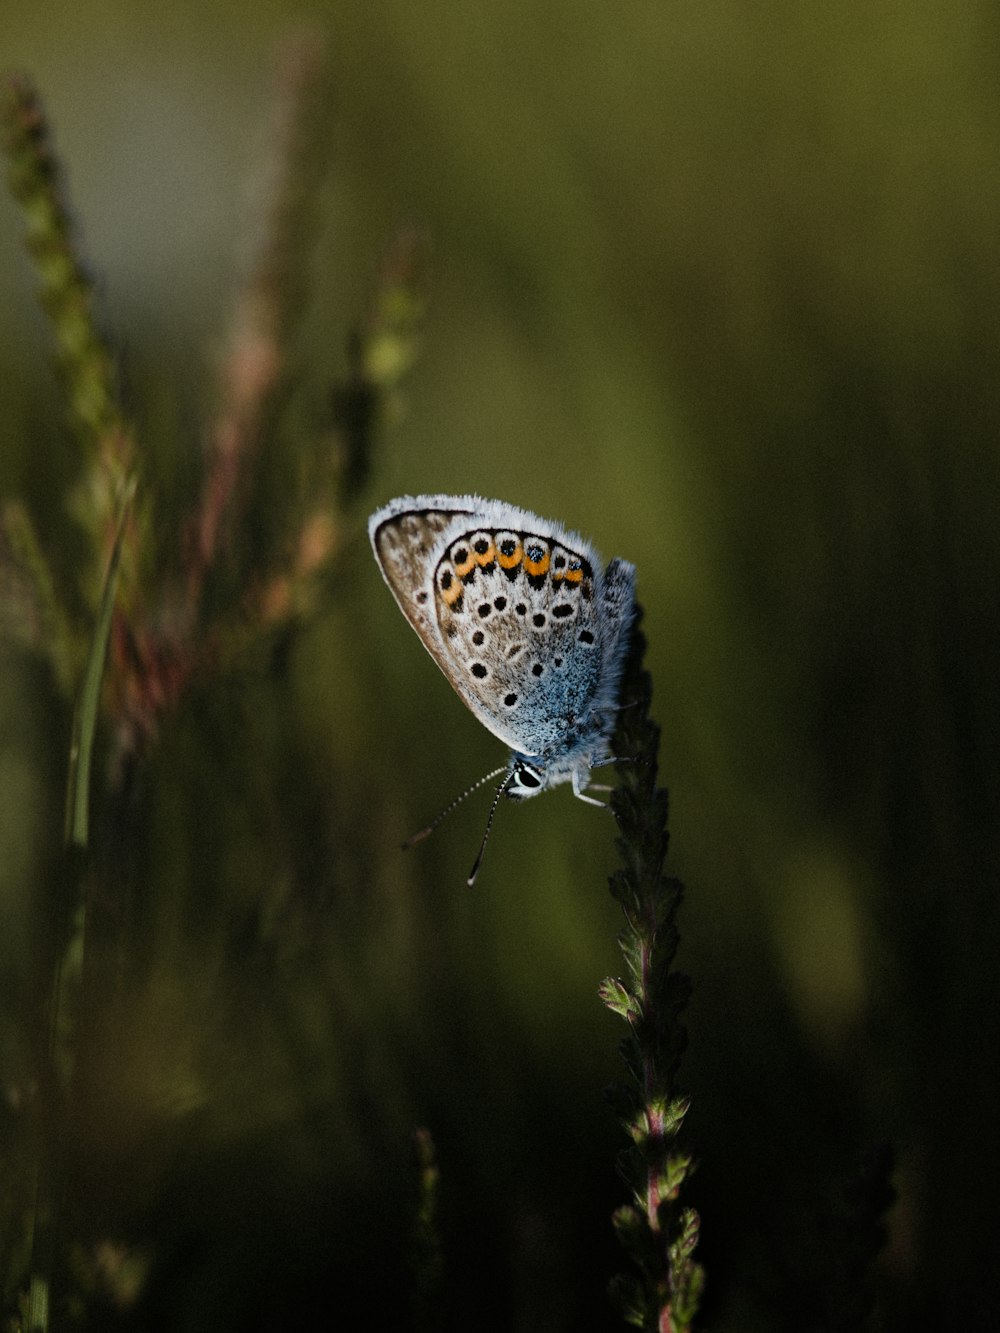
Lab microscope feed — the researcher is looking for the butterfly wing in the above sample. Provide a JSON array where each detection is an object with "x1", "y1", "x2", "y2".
[
  {"x1": 369, "y1": 495, "x2": 616, "y2": 757},
  {"x1": 369, "y1": 496, "x2": 477, "y2": 682}
]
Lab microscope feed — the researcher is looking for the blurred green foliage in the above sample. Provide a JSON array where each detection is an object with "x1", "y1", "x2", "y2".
[{"x1": 2, "y1": 1, "x2": 999, "y2": 1328}]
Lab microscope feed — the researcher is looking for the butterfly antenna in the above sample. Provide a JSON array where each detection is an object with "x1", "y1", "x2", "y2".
[
  {"x1": 402, "y1": 765, "x2": 510, "y2": 850},
  {"x1": 466, "y1": 771, "x2": 515, "y2": 888}
]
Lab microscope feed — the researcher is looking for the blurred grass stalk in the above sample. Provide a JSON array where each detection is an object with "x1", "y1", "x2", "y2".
[
  {"x1": 601, "y1": 615, "x2": 704, "y2": 1331},
  {"x1": 185, "y1": 31, "x2": 333, "y2": 617},
  {"x1": 1, "y1": 39, "x2": 427, "y2": 1325},
  {"x1": 2, "y1": 72, "x2": 140, "y2": 1333},
  {"x1": 1, "y1": 76, "x2": 138, "y2": 611}
]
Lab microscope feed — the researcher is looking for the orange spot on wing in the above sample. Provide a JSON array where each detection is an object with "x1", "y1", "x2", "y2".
[
  {"x1": 498, "y1": 541, "x2": 522, "y2": 569},
  {"x1": 453, "y1": 548, "x2": 476, "y2": 577},
  {"x1": 475, "y1": 541, "x2": 496, "y2": 566},
  {"x1": 524, "y1": 546, "x2": 550, "y2": 577}
]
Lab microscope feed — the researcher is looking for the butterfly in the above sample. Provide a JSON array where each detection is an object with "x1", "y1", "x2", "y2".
[{"x1": 369, "y1": 495, "x2": 636, "y2": 881}]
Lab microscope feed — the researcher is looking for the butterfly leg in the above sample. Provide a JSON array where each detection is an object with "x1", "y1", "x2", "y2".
[
  {"x1": 574, "y1": 790, "x2": 608, "y2": 807},
  {"x1": 572, "y1": 768, "x2": 610, "y2": 807}
]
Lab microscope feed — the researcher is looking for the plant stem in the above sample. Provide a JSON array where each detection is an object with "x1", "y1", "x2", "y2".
[{"x1": 600, "y1": 611, "x2": 704, "y2": 1331}]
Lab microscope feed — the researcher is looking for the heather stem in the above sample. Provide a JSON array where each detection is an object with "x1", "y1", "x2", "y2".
[{"x1": 600, "y1": 612, "x2": 704, "y2": 1330}]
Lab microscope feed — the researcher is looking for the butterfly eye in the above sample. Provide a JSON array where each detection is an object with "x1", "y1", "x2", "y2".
[{"x1": 506, "y1": 762, "x2": 543, "y2": 801}]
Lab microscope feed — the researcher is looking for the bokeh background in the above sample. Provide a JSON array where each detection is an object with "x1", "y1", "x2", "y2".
[{"x1": 2, "y1": 1, "x2": 999, "y2": 1328}]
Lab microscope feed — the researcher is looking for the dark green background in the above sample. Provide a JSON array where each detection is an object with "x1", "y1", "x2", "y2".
[{"x1": 2, "y1": 2, "x2": 998, "y2": 1328}]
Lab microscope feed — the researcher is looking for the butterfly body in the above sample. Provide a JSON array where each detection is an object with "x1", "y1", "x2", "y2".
[{"x1": 369, "y1": 495, "x2": 636, "y2": 803}]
